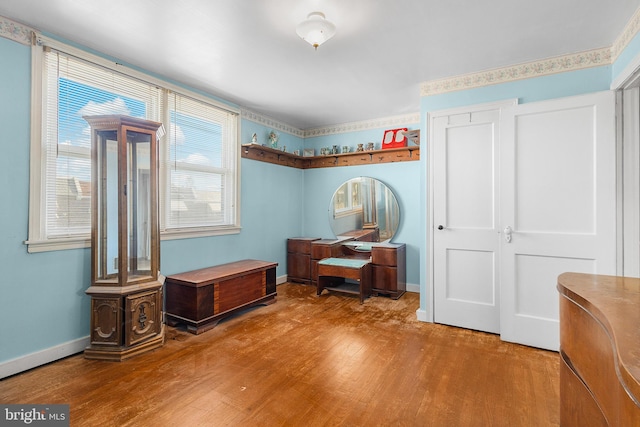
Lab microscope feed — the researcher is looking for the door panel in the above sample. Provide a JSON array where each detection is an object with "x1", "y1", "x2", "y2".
[
  {"x1": 446, "y1": 125, "x2": 495, "y2": 229},
  {"x1": 500, "y1": 91, "x2": 616, "y2": 351},
  {"x1": 514, "y1": 107, "x2": 596, "y2": 234},
  {"x1": 447, "y1": 249, "x2": 495, "y2": 304},
  {"x1": 433, "y1": 109, "x2": 502, "y2": 334}
]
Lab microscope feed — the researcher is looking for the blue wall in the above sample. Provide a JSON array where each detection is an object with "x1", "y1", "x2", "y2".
[
  {"x1": 4, "y1": 16, "x2": 640, "y2": 371},
  {"x1": 0, "y1": 36, "x2": 304, "y2": 366},
  {"x1": 302, "y1": 129, "x2": 421, "y2": 286}
]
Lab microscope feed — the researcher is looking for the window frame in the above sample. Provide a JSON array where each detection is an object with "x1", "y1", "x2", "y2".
[{"x1": 26, "y1": 35, "x2": 241, "y2": 253}]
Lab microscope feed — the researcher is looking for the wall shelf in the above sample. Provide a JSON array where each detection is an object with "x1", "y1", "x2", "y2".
[{"x1": 241, "y1": 144, "x2": 420, "y2": 169}]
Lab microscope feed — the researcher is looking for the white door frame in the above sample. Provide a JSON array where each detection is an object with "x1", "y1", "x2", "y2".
[
  {"x1": 426, "y1": 99, "x2": 517, "y2": 323},
  {"x1": 612, "y1": 59, "x2": 640, "y2": 277}
]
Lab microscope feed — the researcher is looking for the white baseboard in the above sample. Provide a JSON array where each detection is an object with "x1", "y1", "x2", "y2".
[
  {"x1": 406, "y1": 282, "x2": 419, "y2": 294},
  {"x1": 277, "y1": 274, "x2": 287, "y2": 285},
  {"x1": 0, "y1": 336, "x2": 89, "y2": 379},
  {"x1": 416, "y1": 308, "x2": 429, "y2": 322}
]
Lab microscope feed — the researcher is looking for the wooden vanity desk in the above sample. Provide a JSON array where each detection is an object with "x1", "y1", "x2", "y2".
[
  {"x1": 294, "y1": 237, "x2": 406, "y2": 301},
  {"x1": 557, "y1": 272, "x2": 640, "y2": 426}
]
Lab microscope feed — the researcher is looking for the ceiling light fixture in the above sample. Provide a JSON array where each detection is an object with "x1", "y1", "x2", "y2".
[{"x1": 296, "y1": 11, "x2": 336, "y2": 50}]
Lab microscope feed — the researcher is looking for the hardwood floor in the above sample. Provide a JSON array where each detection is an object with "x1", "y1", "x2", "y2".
[{"x1": 0, "y1": 283, "x2": 560, "y2": 426}]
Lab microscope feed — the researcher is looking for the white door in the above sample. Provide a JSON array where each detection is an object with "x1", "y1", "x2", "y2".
[
  {"x1": 430, "y1": 92, "x2": 616, "y2": 350},
  {"x1": 432, "y1": 106, "x2": 506, "y2": 333},
  {"x1": 499, "y1": 91, "x2": 616, "y2": 351}
]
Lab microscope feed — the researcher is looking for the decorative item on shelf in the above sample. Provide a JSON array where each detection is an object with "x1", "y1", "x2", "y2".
[
  {"x1": 356, "y1": 143, "x2": 364, "y2": 152},
  {"x1": 382, "y1": 128, "x2": 408, "y2": 149},
  {"x1": 332, "y1": 145, "x2": 339, "y2": 154},
  {"x1": 293, "y1": 149, "x2": 300, "y2": 156},
  {"x1": 240, "y1": 143, "x2": 419, "y2": 169},
  {"x1": 366, "y1": 142, "x2": 375, "y2": 151},
  {"x1": 342, "y1": 145, "x2": 349, "y2": 153},
  {"x1": 403, "y1": 129, "x2": 420, "y2": 145},
  {"x1": 269, "y1": 130, "x2": 278, "y2": 148},
  {"x1": 251, "y1": 133, "x2": 258, "y2": 144}
]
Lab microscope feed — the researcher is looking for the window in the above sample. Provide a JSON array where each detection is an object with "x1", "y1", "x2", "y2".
[
  {"x1": 27, "y1": 37, "x2": 239, "y2": 253},
  {"x1": 162, "y1": 93, "x2": 238, "y2": 235}
]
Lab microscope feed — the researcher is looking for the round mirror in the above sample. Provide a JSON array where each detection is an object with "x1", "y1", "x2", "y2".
[{"x1": 328, "y1": 177, "x2": 400, "y2": 243}]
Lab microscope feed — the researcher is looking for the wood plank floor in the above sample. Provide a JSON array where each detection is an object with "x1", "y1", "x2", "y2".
[{"x1": 0, "y1": 283, "x2": 560, "y2": 426}]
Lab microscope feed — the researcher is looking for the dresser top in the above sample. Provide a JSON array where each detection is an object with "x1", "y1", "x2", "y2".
[{"x1": 558, "y1": 272, "x2": 640, "y2": 399}]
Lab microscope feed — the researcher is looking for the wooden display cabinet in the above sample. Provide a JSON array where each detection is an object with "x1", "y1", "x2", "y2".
[{"x1": 84, "y1": 115, "x2": 165, "y2": 361}]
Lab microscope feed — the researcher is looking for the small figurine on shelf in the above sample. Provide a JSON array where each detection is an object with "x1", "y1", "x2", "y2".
[
  {"x1": 342, "y1": 145, "x2": 349, "y2": 153},
  {"x1": 251, "y1": 133, "x2": 258, "y2": 144},
  {"x1": 269, "y1": 130, "x2": 278, "y2": 148},
  {"x1": 356, "y1": 143, "x2": 364, "y2": 152}
]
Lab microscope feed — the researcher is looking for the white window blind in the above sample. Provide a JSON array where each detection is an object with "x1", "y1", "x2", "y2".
[
  {"x1": 42, "y1": 48, "x2": 161, "y2": 238},
  {"x1": 28, "y1": 39, "x2": 240, "y2": 252},
  {"x1": 164, "y1": 92, "x2": 237, "y2": 230}
]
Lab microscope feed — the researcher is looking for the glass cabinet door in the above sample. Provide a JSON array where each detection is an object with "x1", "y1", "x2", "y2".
[
  {"x1": 126, "y1": 129, "x2": 152, "y2": 281},
  {"x1": 96, "y1": 129, "x2": 119, "y2": 282}
]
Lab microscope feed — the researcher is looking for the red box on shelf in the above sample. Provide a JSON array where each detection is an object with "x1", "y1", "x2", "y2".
[{"x1": 381, "y1": 128, "x2": 408, "y2": 149}]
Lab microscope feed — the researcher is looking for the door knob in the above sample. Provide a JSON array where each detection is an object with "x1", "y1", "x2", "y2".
[
  {"x1": 437, "y1": 225, "x2": 444, "y2": 230},
  {"x1": 504, "y1": 226, "x2": 512, "y2": 243}
]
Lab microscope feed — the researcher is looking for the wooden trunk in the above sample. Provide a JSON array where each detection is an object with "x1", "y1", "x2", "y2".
[{"x1": 165, "y1": 259, "x2": 277, "y2": 334}]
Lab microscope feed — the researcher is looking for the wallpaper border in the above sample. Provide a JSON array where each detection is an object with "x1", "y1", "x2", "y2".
[
  {"x1": 0, "y1": 15, "x2": 32, "y2": 46},
  {"x1": 420, "y1": 47, "x2": 612, "y2": 97}
]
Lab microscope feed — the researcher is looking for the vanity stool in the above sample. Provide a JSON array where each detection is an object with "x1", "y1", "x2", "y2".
[{"x1": 317, "y1": 258, "x2": 372, "y2": 304}]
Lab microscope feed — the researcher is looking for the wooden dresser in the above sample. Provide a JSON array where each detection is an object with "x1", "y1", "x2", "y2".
[
  {"x1": 557, "y1": 272, "x2": 640, "y2": 426},
  {"x1": 287, "y1": 237, "x2": 320, "y2": 284},
  {"x1": 165, "y1": 259, "x2": 277, "y2": 334},
  {"x1": 371, "y1": 243, "x2": 406, "y2": 299}
]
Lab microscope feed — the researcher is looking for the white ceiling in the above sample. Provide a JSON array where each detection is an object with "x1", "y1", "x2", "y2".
[{"x1": 1, "y1": 0, "x2": 639, "y2": 130}]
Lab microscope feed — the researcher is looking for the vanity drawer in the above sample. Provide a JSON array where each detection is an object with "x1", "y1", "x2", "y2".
[
  {"x1": 287, "y1": 237, "x2": 319, "y2": 255},
  {"x1": 311, "y1": 240, "x2": 345, "y2": 259},
  {"x1": 372, "y1": 244, "x2": 405, "y2": 266}
]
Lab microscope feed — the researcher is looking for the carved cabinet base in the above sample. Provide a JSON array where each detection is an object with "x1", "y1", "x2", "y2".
[{"x1": 85, "y1": 282, "x2": 164, "y2": 361}]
